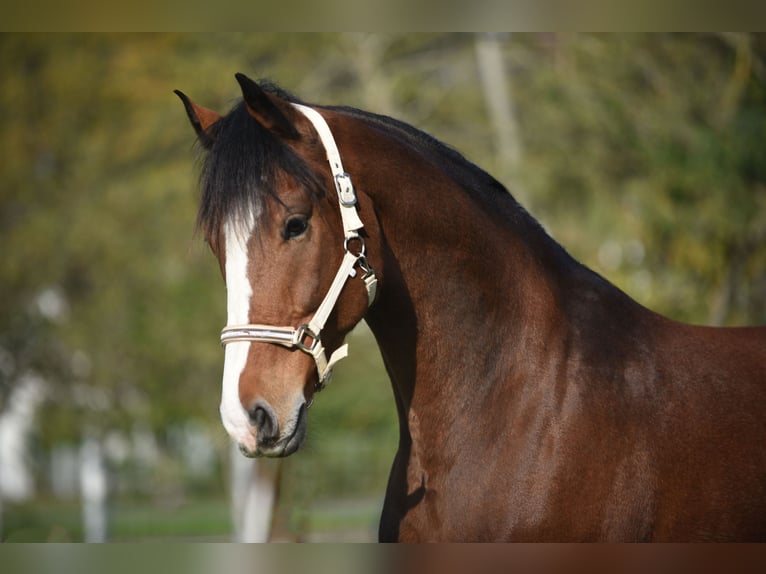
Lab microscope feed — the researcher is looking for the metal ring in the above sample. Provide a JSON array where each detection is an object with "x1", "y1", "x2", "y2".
[{"x1": 343, "y1": 236, "x2": 366, "y2": 257}]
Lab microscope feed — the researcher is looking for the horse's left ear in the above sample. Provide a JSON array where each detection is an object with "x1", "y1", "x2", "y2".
[
  {"x1": 235, "y1": 73, "x2": 300, "y2": 140},
  {"x1": 174, "y1": 90, "x2": 221, "y2": 149}
]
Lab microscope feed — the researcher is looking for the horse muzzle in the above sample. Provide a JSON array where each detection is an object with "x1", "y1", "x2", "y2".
[{"x1": 233, "y1": 400, "x2": 308, "y2": 458}]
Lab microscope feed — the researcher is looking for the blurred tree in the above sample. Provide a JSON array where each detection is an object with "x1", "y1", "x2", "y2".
[
  {"x1": 0, "y1": 35, "x2": 223, "y2": 441},
  {"x1": 509, "y1": 33, "x2": 766, "y2": 326}
]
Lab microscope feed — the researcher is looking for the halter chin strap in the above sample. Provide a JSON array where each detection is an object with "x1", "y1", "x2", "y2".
[{"x1": 220, "y1": 103, "x2": 378, "y2": 391}]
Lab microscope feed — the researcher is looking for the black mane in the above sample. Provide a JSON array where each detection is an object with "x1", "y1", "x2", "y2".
[
  {"x1": 324, "y1": 103, "x2": 555, "y2": 247},
  {"x1": 196, "y1": 84, "x2": 318, "y2": 242},
  {"x1": 197, "y1": 81, "x2": 544, "y2": 245},
  {"x1": 327, "y1": 104, "x2": 510, "y2": 197}
]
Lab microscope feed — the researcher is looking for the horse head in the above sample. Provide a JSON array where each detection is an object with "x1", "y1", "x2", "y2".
[{"x1": 176, "y1": 74, "x2": 381, "y2": 457}]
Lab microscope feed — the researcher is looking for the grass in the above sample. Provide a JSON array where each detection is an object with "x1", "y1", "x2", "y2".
[
  {"x1": 109, "y1": 498, "x2": 232, "y2": 541},
  {"x1": 2, "y1": 494, "x2": 385, "y2": 542},
  {"x1": 1, "y1": 497, "x2": 231, "y2": 542},
  {"x1": 300, "y1": 497, "x2": 382, "y2": 542}
]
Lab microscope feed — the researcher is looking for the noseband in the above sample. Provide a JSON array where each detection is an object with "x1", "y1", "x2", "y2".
[{"x1": 219, "y1": 104, "x2": 378, "y2": 392}]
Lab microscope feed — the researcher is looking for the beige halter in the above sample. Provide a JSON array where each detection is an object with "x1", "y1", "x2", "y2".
[{"x1": 220, "y1": 103, "x2": 377, "y2": 391}]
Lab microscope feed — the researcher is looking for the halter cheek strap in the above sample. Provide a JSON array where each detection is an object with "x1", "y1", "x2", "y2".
[{"x1": 219, "y1": 103, "x2": 378, "y2": 391}]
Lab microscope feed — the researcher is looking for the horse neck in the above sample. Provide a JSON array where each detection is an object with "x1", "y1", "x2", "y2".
[{"x1": 355, "y1": 131, "x2": 578, "y2": 434}]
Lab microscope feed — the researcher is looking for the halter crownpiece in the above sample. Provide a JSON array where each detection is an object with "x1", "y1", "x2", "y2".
[{"x1": 220, "y1": 103, "x2": 378, "y2": 391}]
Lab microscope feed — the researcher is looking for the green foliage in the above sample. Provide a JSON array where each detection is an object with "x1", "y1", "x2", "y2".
[
  {"x1": 510, "y1": 34, "x2": 766, "y2": 324},
  {"x1": 1, "y1": 34, "x2": 225, "y2": 435}
]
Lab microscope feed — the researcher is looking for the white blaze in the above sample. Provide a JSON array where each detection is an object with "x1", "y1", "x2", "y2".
[{"x1": 220, "y1": 214, "x2": 257, "y2": 450}]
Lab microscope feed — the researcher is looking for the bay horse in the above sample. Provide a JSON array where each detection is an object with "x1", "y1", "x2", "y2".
[{"x1": 176, "y1": 74, "x2": 766, "y2": 542}]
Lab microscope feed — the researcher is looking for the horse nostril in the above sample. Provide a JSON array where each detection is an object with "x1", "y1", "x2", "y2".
[{"x1": 249, "y1": 402, "x2": 278, "y2": 442}]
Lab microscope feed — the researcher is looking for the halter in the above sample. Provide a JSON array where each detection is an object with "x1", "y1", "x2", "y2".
[{"x1": 219, "y1": 104, "x2": 378, "y2": 391}]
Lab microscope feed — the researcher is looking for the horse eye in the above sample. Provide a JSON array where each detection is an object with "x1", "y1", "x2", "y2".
[{"x1": 284, "y1": 216, "x2": 309, "y2": 240}]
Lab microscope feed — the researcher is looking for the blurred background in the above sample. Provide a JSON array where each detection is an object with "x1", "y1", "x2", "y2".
[{"x1": 1, "y1": 33, "x2": 765, "y2": 542}]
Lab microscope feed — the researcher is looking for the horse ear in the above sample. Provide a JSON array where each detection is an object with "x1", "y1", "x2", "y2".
[
  {"x1": 174, "y1": 90, "x2": 221, "y2": 149},
  {"x1": 235, "y1": 73, "x2": 300, "y2": 140}
]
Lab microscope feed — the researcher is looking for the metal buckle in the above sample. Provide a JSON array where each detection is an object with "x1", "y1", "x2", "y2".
[
  {"x1": 334, "y1": 173, "x2": 357, "y2": 206},
  {"x1": 293, "y1": 324, "x2": 320, "y2": 354}
]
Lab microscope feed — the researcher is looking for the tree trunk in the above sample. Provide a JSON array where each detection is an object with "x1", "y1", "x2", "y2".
[
  {"x1": 229, "y1": 443, "x2": 281, "y2": 542},
  {"x1": 475, "y1": 32, "x2": 524, "y2": 195},
  {"x1": 347, "y1": 33, "x2": 395, "y2": 116},
  {"x1": 79, "y1": 432, "x2": 108, "y2": 542}
]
